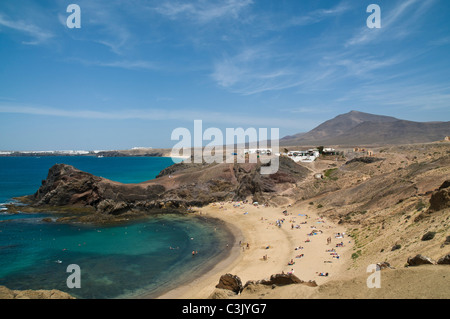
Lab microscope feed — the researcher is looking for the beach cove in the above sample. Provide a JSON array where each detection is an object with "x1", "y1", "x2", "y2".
[
  {"x1": 0, "y1": 156, "x2": 235, "y2": 299},
  {"x1": 157, "y1": 200, "x2": 352, "y2": 299}
]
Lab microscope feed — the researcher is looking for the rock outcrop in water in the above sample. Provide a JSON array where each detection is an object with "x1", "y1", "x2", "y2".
[{"x1": 21, "y1": 157, "x2": 309, "y2": 221}]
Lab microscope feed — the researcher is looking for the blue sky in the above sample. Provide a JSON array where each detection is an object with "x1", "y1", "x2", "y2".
[{"x1": 0, "y1": 0, "x2": 449, "y2": 150}]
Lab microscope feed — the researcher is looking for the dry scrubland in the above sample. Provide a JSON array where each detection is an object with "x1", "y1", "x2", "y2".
[{"x1": 224, "y1": 142, "x2": 450, "y2": 299}]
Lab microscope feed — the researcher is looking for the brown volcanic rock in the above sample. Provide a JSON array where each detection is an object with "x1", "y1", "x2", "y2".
[
  {"x1": 257, "y1": 273, "x2": 317, "y2": 287},
  {"x1": 437, "y1": 254, "x2": 450, "y2": 265},
  {"x1": 28, "y1": 164, "x2": 167, "y2": 215},
  {"x1": 215, "y1": 274, "x2": 243, "y2": 294},
  {"x1": 0, "y1": 286, "x2": 75, "y2": 299},
  {"x1": 415, "y1": 180, "x2": 450, "y2": 222},
  {"x1": 407, "y1": 254, "x2": 436, "y2": 266},
  {"x1": 22, "y1": 157, "x2": 309, "y2": 219},
  {"x1": 244, "y1": 273, "x2": 317, "y2": 288},
  {"x1": 215, "y1": 273, "x2": 317, "y2": 297},
  {"x1": 428, "y1": 180, "x2": 450, "y2": 212},
  {"x1": 32, "y1": 164, "x2": 103, "y2": 206}
]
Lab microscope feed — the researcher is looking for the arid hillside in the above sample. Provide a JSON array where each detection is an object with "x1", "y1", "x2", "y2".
[
  {"x1": 292, "y1": 143, "x2": 449, "y2": 260},
  {"x1": 241, "y1": 142, "x2": 450, "y2": 298},
  {"x1": 212, "y1": 142, "x2": 450, "y2": 299}
]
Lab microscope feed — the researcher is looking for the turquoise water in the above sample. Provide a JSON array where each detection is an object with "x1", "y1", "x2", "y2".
[
  {"x1": 0, "y1": 156, "x2": 181, "y2": 203},
  {"x1": 0, "y1": 157, "x2": 233, "y2": 299}
]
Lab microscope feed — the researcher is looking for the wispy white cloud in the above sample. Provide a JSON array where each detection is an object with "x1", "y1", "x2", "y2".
[
  {"x1": 58, "y1": 0, "x2": 136, "y2": 55},
  {"x1": 0, "y1": 12, "x2": 54, "y2": 44},
  {"x1": 429, "y1": 36, "x2": 450, "y2": 47},
  {"x1": 210, "y1": 0, "x2": 441, "y2": 97},
  {"x1": 210, "y1": 44, "x2": 404, "y2": 96},
  {"x1": 322, "y1": 54, "x2": 406, "y2": 78},
  {"x1": 287, "y1": 1, "x2": 351, "y2": 27},
  {"x1": 154, "y1": 0, "x2": 253, "y2": 23},
  {"x1": 0, "y1": 103, "x2": 305, "y2": 129},
  {"x1": 335, "y1": 81, "x2": 450, "y2": 114},
  {"x1": 211, "y1": 48, "x2": 301, "y2": 95},
  {"x1": 346, "y1": 0, "x2": 436, "y2": 46},
  {"x1": 287, "y1": 106, "x2": 335, "y2": 114},
  {"x1": 70, "y1": 58, "x2": 159, "y2": 71},
  {"x1": 98, "y1": 60, "x2": 158, "y2": 70}
]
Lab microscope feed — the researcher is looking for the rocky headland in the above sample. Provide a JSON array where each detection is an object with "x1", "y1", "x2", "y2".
[{"x1": 12, "y1": 156, "x2": 309, "y2": 223}]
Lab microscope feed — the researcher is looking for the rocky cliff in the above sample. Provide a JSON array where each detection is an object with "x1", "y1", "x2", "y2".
[{"x1": 21, "y1": 157, "x2": 309, "y2": 221}]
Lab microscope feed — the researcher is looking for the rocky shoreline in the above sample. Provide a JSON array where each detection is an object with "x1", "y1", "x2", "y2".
[
  {"x1": 0, "y1": 286, "x2": 75, "y2": 299},
  {"x1": 11, "y1": 156, "x2": 309, "y2": 223}
]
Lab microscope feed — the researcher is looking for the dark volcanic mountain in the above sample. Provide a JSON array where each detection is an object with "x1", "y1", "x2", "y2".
[{"x1": 281, "y1": 110, "x2": 450, "y2": 146}]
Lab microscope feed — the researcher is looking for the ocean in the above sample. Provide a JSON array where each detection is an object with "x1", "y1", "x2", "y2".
[{"x1": 0, "y1": 156, "x2": 234, "y2": 299}]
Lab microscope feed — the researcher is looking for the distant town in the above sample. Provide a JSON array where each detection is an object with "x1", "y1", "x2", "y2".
[{"x1": 0, "y1": 147, "x2": 154, "y2": 157}]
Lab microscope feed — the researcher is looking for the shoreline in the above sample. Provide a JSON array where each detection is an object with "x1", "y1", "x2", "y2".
[
  {"x1": 156, "y1": 200, "x2": 352, "y2": 299},
  {"x1": 154, "y1": 217, "x2": 244, "y2": 299}
]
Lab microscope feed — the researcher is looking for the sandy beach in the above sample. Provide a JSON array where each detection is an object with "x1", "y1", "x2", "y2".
[{"x1": 157, "y1": 200, "x2": 352, "y2": 299}]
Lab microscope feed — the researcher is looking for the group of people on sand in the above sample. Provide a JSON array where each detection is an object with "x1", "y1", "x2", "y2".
[
  {"x1": 308, "y1": 230, "x2": 322, "y2": 236},
  {"x1": 239, "y1": 241, "x2": 250, "y2": 252},
  {"x1": 275, "y1": 219, "x2": 284, "y2": 228}
]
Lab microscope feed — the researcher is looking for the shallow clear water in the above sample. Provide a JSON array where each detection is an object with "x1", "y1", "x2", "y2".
[{"x1": 0, "y1": 157, "x2": 233, "y2": 298}]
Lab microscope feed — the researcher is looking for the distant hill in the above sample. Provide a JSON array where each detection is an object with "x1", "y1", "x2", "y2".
[{"x1": 280, "y1": 110, "x2": 450, "y2": 146}]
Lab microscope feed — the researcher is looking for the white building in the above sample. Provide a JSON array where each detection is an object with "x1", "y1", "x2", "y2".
[
  {"x1": 287, "y1": 149, "x2": 319, "y2": 162},
  {"x1": 245, "y1": 148, "x2": 272, "y2": 155}
]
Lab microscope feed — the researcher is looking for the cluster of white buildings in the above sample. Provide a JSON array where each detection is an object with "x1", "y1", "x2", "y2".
[
  {"x1": 286, "y1": 149, "x2": 320, "y2": 163},
  {"x1": 0, "y1": 150, "x2": 91, "y2": 156},
  {"x1": 241, "y1": 147, "x2": 322, "y2": 163},
  {"x1": 244, "y1": 148, "x2": 272, "y2": 155},
  {"x1": 239, "y1": 147, "x2": 338, "y2": 163}
]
